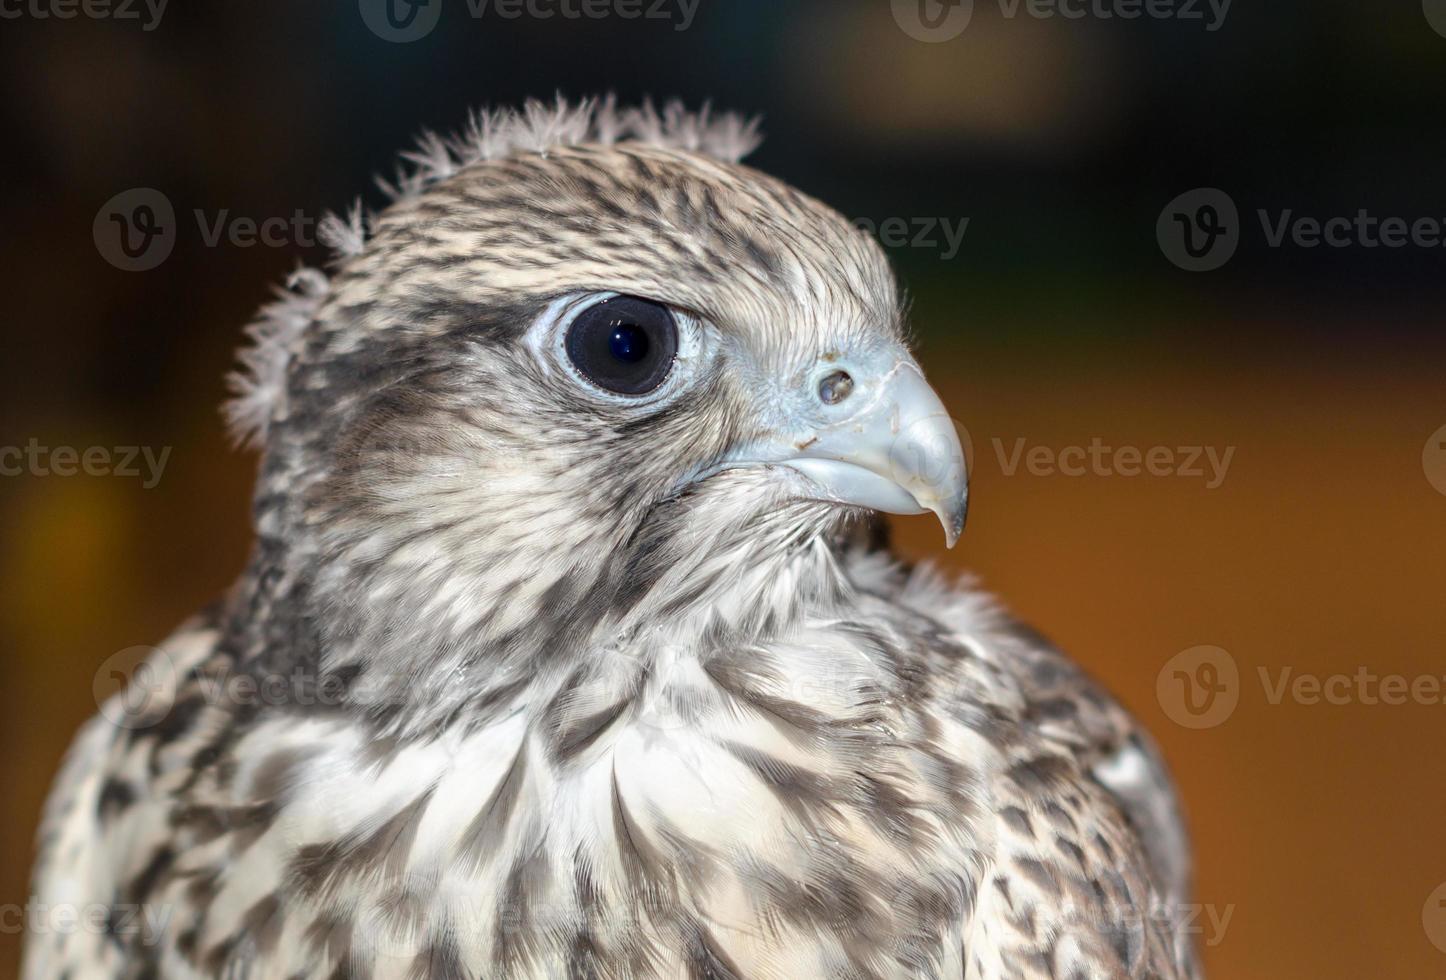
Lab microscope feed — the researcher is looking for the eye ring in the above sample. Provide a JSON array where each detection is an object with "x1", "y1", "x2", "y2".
[{"x1": 563, "y1": 295, "x2": 679, "y2": 397}]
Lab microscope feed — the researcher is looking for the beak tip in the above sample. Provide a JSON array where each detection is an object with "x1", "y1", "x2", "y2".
[{"x1": 933, "y1": 495, "x2": 968, "y2": 550}]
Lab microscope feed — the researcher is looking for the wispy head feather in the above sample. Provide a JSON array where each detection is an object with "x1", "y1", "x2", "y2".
[{"x1": 223, "y1": 267, "x2": 329, "y2": 448}]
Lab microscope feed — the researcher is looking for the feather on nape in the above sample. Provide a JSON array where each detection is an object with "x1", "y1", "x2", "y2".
[
  {"x1": 222, "y1": 267, "x2": 329, "y2": 449},
  {"x1": 221, "y1": 95, "x2": 764, "y2": 450}
]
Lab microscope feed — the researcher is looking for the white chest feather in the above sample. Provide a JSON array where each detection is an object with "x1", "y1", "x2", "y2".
[{"x1": 191, "y1": 615, "x2": 991, "y2": 979}]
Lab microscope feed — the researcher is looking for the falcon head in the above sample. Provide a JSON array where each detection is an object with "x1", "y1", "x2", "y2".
[{"x1": 226, "y1": 98, "x2": 967, "y2": 724}]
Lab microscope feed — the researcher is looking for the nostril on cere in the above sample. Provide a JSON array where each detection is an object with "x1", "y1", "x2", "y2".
[{"x1": 818, "y1": 370, "x2": 854, "y2": 405}]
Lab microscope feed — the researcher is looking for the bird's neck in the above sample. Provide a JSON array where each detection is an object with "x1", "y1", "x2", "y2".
[{"x1": 226, "y1": 477, "x2": 865, "y2": 739}]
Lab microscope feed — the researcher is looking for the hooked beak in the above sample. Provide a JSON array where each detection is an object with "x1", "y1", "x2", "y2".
[{"x1": 718, "y1": 358, "x2": 969, "y2": 547}]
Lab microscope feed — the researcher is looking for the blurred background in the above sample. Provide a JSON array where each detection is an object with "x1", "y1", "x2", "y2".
[{"x1": 3, "y1": 1, "x2": 1445, "y2": 976}]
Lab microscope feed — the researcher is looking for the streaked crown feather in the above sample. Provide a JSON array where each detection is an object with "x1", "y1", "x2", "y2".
[{"x1": 224, "y1": 96, "x2": 763, "y2": 448}]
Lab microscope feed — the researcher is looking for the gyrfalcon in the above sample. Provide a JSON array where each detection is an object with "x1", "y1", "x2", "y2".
[{"x1": 26, "y1": 97, "x2": 1200, "y2": 980}]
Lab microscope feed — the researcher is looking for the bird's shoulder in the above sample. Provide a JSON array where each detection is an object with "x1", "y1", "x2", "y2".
[
  {"x1": 26, "y1": 611, "x2": 234, "y2": 980},
  {"x1": 849, "y1": 552, "x2": 1200, "y2": 978}
]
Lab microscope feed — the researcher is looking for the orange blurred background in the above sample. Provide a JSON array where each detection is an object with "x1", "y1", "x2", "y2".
[{"x1": 4, "y1": 2, "x2": 1446, "y2": 977}]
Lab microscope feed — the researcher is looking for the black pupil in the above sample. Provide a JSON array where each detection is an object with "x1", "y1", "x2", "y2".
[
  {"x1": 609, "y1": 324, "x2": 649, "y2": 363},
  {"x1": 564, "y1": 296, "x2": 678, "y2": 396}
]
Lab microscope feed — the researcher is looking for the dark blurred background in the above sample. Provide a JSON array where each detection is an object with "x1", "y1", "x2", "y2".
[{"x1": 3, "y1": 1, "x2": 1446, "y2": 977}]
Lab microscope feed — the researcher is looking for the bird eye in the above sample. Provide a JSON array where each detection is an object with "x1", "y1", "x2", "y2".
[{"x1": 564, "y1": 296, "x2": 679, "y2": 396}]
